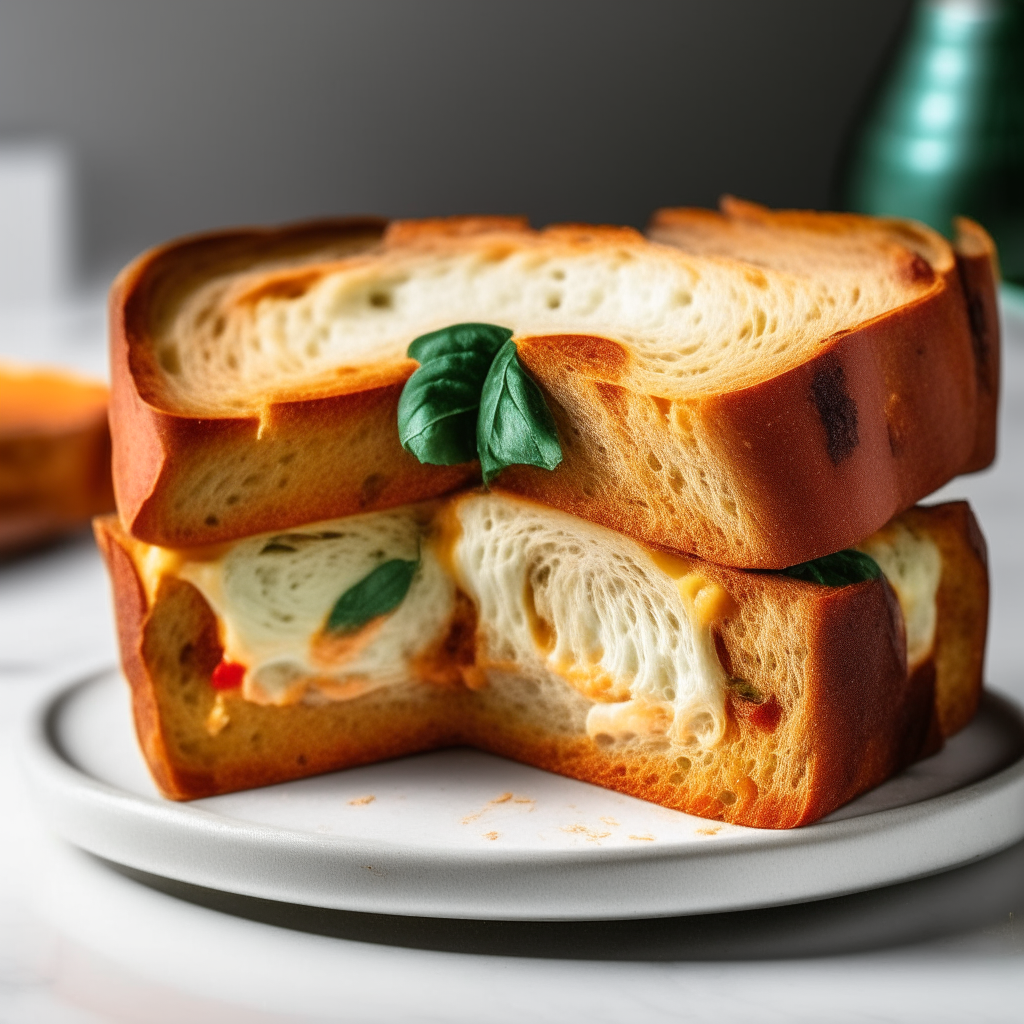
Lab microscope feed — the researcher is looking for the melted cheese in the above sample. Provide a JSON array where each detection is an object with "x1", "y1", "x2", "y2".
[
  {"x1": 176, "y1": 506, "x2": 455, "y2": 705},
  {"x1": 137, "y1": 494, "x2": 944, "y2": 750},
  {"x1": 450, "y1": 493, "x2": 729, "y2": 749}
]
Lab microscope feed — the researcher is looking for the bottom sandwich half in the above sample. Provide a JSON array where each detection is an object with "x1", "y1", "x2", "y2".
[{"x1": 94, "y1": 493, "x2": 988, "y2": 829}]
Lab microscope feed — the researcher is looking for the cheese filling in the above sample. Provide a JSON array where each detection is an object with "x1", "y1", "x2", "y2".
[
  {"x1": 177, "y1": 505, "x2": 456, "y2": 705},
  {"x1": 449, "y1": 494, "x2": 729, "y2": 748},
  {"x1": 144, "y1": 494, "x2": 943, "y2": 747}
]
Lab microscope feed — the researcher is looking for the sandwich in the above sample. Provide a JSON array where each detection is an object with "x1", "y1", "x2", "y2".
[
  {"x1": 0, "y1": 360, "x2": 114, "y2": 554},
  {"x1": 95, "y1": 494, "x2": 987, "y2": 828},
  {"x1": 97, "y1": 204, "x2": 997, "y2": 828}
]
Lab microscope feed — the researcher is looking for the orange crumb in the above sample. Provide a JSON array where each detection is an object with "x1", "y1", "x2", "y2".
[
  {"x1": 696, "y1": 827, "x2": 720, "y2": 836},
  {"x1": 462, "y1": 792, "x2": 532, "y2": 825},
  {"x1": 628, "y1": 833, "x2": 655, "y2": 841},
  {"x1": 561, "y1": 824, "x2": 612, "y2": 842},
  {"x1": 599, "y1": 816, "x2": 620, "y2": 827},
  {"x1": 482, "y1": 831, "x2": 500, "y2": 841},
  {"x1": 349, "y1": 795, "x2": 376, "y2": 806}
]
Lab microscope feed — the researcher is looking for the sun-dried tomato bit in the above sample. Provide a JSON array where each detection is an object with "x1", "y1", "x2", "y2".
[{"x1": 211, "y1": 660, "x2": 245, "y2": 690}]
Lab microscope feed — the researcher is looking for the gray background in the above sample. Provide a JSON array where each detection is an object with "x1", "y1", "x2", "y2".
[{"x1": 0, "y1": 0, "x2": 910, "y2": 279}]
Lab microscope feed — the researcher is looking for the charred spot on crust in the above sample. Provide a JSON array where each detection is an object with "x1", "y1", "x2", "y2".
[
  {"x1": 810, "y1": 357, "x2": 859, "y2": 465},
  {"x1": 966, "y1": 292, "x2": 992, "y2": 392},
  {"x1": 359, "y1": 473, "x2": 388, "y2": 508}
]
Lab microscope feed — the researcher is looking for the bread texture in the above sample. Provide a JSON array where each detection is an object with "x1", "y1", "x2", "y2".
[
  {"x1": 0, "y1": 361, "x2": 114, "y2": 554},
  {"x1": 93, "y1": 497, "x2": 987, "y2": 829},
  {"x1": 109, "y1": 210, "x2": 993, "y2": 568},
  {"x1": 648, "y1": 196, "x2": 1001, "y2": 473}
]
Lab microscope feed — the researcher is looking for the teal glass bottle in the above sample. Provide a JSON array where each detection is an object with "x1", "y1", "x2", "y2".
[{"x1": 841, "y1": 0, "x2": 1024, "y2": 283}]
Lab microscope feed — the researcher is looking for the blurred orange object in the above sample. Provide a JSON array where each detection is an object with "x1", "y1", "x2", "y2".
[{"x1": 0, "y1": 361, "x2": 114, "y2": 554}]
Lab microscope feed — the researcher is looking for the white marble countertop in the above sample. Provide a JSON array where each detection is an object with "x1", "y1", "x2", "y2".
[{"x1": 1, "y1": 295, "x2": 1024, "y2": 1023}]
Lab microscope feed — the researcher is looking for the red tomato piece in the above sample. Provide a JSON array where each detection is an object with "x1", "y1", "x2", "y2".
[{"x1": 211, "y1": 659, "x2": 246, "y2": 690}]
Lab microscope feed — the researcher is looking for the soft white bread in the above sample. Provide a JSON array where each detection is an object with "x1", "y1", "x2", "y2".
[
  {"x1": 648, "y1": 197, "x2": 1001, "y2": 472},
  {"x1": 110, "y1": 211, "x2": 992, "y2": 568},
  {"x1": 94, "y1": 495, "x2": 987, "y2": 829},
  {"x1": 0, "y1": 361, "x2": 114, "y2": 554}
]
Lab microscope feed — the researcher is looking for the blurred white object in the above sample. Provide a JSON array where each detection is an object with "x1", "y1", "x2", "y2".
[
  {"x1": 0, "y1": 140, "x2": 73, "y2": 305},
  {"x1": 0, "y1": 142, "x2": 106, "y2": 379}
]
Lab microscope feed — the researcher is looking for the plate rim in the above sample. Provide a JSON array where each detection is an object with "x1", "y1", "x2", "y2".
[{"x1": 21, "y1": 670, "x2": 1024, "y2": 920}]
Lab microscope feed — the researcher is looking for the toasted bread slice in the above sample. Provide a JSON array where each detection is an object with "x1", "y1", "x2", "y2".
[
  {"x1": 648, "y1": 197, "x2": 1001, "y2": 472},
  {"x1": 93, "y1": 497, "x2": 987, "y2": 829},
  {"x1": 111, "y1": 210, "x2": 990, "y2": 568},
  {"x1": 0, "y1": 361, "x2": 114, "y2": 553}
]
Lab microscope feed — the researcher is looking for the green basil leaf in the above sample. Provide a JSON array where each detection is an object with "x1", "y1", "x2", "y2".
[
  {"x1": 397, "y1": 322, "x2": 563, "y2": 483},
  {"x1": 398, "y1": 352, "x2": 494, "y2": 464},
  {"x1": 326, "y1": 558, "x2": 419, "y2": 634},
  {"x1": 398, "y1": 323, "x2": 512, "y2": 465},
  {"x1": 476, "y1": 338, "x2": 563, "y2": 485},
  {"x1": 407, "y1": 322, "x2": 511, "y2": 365},
  {"x1": 780, "y1": 549, "x2": 882, "y2": 587}
]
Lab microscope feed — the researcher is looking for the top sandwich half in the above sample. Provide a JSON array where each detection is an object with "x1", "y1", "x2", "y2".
[{"x1": 109, "y1": 202, "x2": 999, "y2": 568}]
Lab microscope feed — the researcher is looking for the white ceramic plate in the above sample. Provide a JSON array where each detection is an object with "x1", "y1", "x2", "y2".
[{"x1": 21, "y1": 670, "x2": 1024, "y2": 921}]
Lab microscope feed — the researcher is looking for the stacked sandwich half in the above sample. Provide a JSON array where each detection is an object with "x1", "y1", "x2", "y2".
[{"x1": 97, "y1": 201, "x2": 998, "y2": 828}]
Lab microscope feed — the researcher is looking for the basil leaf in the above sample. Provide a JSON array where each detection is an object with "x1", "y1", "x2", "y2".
[
  {"x1": 326, "y1": 558, "x2": 419, "y2": 634},
  {"x1": 398, "y1": 323, "x2": 512, "y2": 466},
  {"x1": 407, "y1": 322, "x2": 511, "y2": 365},
  {"x1": 780, "y1": 549, "x2": 882, "y2": 587},
  {"x1": 477, "y1": 338, "x2": 563, "y2": 485},
  {"x1": 397, "y1": 322, "x2": 563, "y2": 483}
]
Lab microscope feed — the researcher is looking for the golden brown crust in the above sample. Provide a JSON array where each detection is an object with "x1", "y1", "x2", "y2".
[
  {"x1": 631, "y1": 201, "x2": 994, "y2": 567},
  {"x1": 0, "y1": 367, "x2": 114, "y2": 554},
  {"x1": 952, "y1": 217, "x2": 1001, "y2": 471},
  {"x1": 465, "y1": 572, "x2": 920, "y2": 829},
  {"x1": 902, "y1": 500, "x2": 988, "y2": 736},
  {"x1": 112, "y1": 211, "x2": 991, "y2": 567},
  {"x1": 93, "y1": 501, "x2": 988, "y2": 827},
  {"x1": 94, "y1": 515, "x2": 461, "y2": 799},
  {"x1": 110, "y1": 217, "x2": 479, "y2": 546},
  {"x1": 503, "y1": 273, "x2": 977, "y2": 567},
  {"x1": 383, "y1": 215, "x2": 530, "y2": 246}
]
